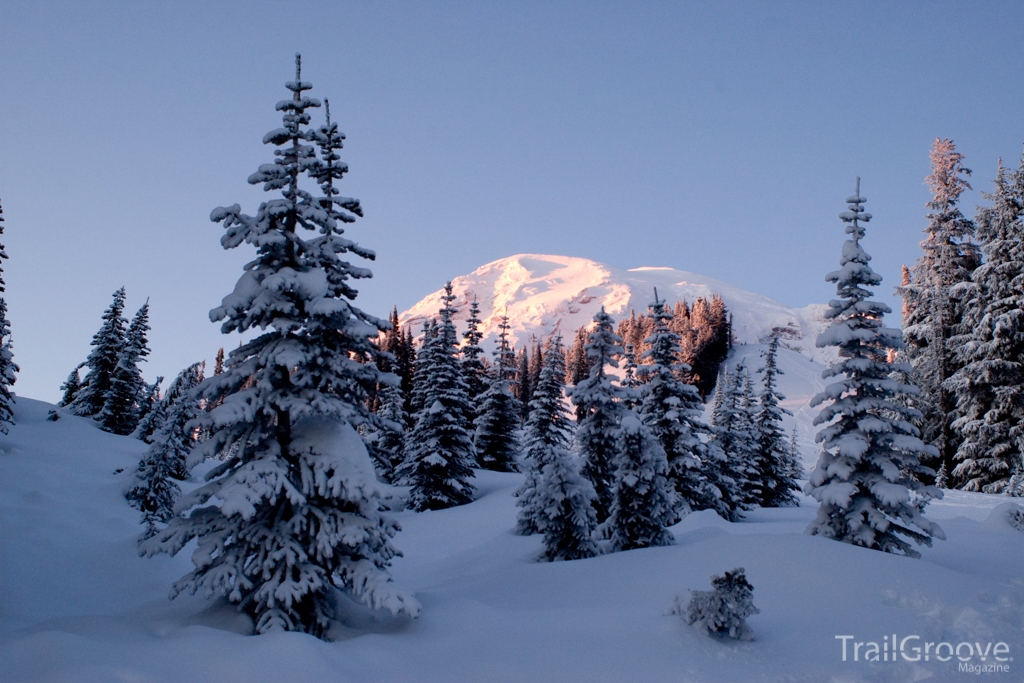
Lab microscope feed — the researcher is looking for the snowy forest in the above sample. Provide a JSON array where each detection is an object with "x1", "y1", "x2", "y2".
[{"x1": 1, "y1": 53, "x2": 1023, "y2": 682}]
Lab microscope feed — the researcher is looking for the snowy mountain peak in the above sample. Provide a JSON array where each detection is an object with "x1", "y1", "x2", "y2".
[{"x1": 401, "y1": 254, "x2": 831, "y2": 361}]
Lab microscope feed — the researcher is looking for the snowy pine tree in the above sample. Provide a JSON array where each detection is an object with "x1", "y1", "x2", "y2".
[
  {"x1": 639, "y1": 290, "x2": 712, "y2": 516},
  {"x1": 620, "y1": 343, "x2": 640, "y2": 411},
  {"x1": 132, "y1": 376, "x2": 164, "y2": 442},
  {"x1": 125, "y1": 362, "x2": 204, "y2": 535},
  {"x1": 806, "y1": 180, "x2": 945, "y2": 557},
  {"x1": 568, "y1": 307, "x2": 627, "y2": 522},
  {"x1": 369, "y1": 381, "x2": 407, "y2": 480},
  {"x1": 706, "y1": 365, "x2": 757, "y2": 520},
  {"x1": 898, "y1": 139, "x2": 980, "y2": 476},
  {"x1": 407, "y1": 319, "x2": 436, "y2": 418},
  {"x1": 474, "y1": 312, "x2": 521, "y2": 472},
  {"x1": 404, "y1": 283, "x2": 477, "y2": 510},
  {"x1": 72, "y1": 288, "x2": 128, "y2": 418},
  {"x1": 516, "y1": 336, "x2": 576, "y2": 535},
  {"x1": 58, "y1": 363, "x2": 85, "y2": 408},
  {"x1": 608, "y1": 412, "x2": 676, "y2": 551},
  {"x1": 536, "y1": 440, "x2": 599, "y2": 562},
  {"x1": 672, "y1": 567, "x2": 759, "y2": 641},
  {"x1": 521, "y1": 337, "x2": 600, "y2": 561},
  {"x1": 99, "y1": 301, "x2": 151, "y2": 435},
  {"x1": 785, "y1": 428, "x2": 804, "y2": 481},
  {"x1": 0, "y1": 200, "x2": 17, "y2": 432},
  {"x1": 461, "y1": 295, "x2": 488, "y2": 423},
  {"x1": 140, "y1": 59, "x2": 418, "y2": 636},
  {"x1": 947, "y1": 154, "x2": 1024, "y2": 493},
  {"x1": 754, "y1": 335, "x2": 799, "y2": 507}
]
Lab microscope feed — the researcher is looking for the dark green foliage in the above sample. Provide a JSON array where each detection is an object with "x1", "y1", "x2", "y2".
[
  {"x1": 474, "y1": 313, "x2": 521, "y2": 472},
  {"x1": 72, "y1": 288, "x2": 128, "y2": 418},
  {"x1": 754, "y1": 335, "x2": 800, "y2": 507},
  {"x1": 100, "y1": 301, "x2": 151, "y2": 435},
  {"x1": 405, "y1": 283, "x2": 477, "y2": 510}
]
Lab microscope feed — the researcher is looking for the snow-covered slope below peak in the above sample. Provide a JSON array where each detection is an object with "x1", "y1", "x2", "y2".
[{"x1": 401, "y1": 254, "x2": 832, "y2": 361}]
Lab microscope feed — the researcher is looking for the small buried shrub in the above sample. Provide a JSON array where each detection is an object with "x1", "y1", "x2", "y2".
[{"x1": 670, "y1": 567, "x2": 759, "y2": 641}]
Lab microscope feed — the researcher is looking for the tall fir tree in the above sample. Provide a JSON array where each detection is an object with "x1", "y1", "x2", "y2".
[
  {"x1": 516, "y1": 336, "x2": 575, "y2": 535},
  {"x1": 568, "y1": 307, "x2": 627, "y2": 523},
  {"x1": 806, "y1": 180, "x2": 944, "y2": 557},
  {"x1": 125, "y1": 362, "x2": 204, "y2": 535},
  {"x1": 58, "y1": 363, "x2": 86, "y2": 408},
  {"x1": 140, "y1": 59, "x2": 418, "y2": 636},
  {"x1": 516, "y1": 346, "x2": 532, "y2": 421},
  {"x1": 370, "y1": 381, "x2": 407, "y2": 481},
  {"x1": 72, "y1": 288, "x2": 128, "y2": 418},
  {"x1": 536, "y1": 435, "x2": 600, "y2": 562},
  {"x1": 461, "y1": 295, "x2": 487, "y2": 422},
  {"x1": 100, "y1": 301, "x2": 151, "y2": 435},
  {"x1": 404, "y1": 283, "x2": 477, "y2": 510},
  {"x1": 620, "y1": 343, "x2": 640, "y2": 411},
  {"x1": 0, "y1": 200, "x2": 17, "y2": 432},
  {"x1": 133, "y1": 376, "x2": 164, "y2": 440},
  {"x1": 474, "y1": 312, "x2": 521, "y2": 472},
  {"x1": 947, "y1": 154, "x2": 1024, "y2": 493},
  {"x1": 785, "y1": 427, "x2": 804, "y2": 480},
  {"x1": 706, "y1": 365, "x2": 757, "y2": 520},
  {"x1": 639, "y1": 290, "x2": 713, "y2": 516},
  {"x1": 608, "y1": 412, "x2": 677, "y2": 551},
  {"x1": 407, "y1": 319, "x2": 436, "y2": 418},
  {"x1": 754, "y1": 335, "x2": 799, "y2": 507},
  {"x1": 518, "y1": 343, "x2": 599, "y2": 560},
  {"x1": 897, "y1": 138, "x2": 980, "y2": 477}
]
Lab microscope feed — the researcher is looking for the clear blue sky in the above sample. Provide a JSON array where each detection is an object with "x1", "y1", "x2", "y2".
[{"x1": 1, "y1": 1, "x2": 1022, "y2": 402}]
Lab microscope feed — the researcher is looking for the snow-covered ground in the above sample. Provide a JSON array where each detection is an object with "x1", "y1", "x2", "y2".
[{"x1": 2, "y1": 394, "x2": 1023, "y2": 683}]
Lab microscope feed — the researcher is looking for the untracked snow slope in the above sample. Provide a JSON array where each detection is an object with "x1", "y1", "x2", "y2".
[
  {"x1": 402, "y1": 254, "x2": 832, "y2": 362},
  {"x1": 2, "y1": 398, "x2": 1024, "y2": 683}
]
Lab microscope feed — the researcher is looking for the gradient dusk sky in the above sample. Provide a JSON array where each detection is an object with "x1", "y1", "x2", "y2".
[{"x1": 1, "y1": 1, "x2": 1022, "y2": 402}]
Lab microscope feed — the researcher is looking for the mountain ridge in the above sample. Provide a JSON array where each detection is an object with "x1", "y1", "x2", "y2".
[{"x1": 400, "y1": 254, "x2": 833, "y2": 362}]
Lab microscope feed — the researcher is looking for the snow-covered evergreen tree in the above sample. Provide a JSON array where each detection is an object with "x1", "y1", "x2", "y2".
[
  {"x1": 947, "y1": 155, "x2": 1024, "y2": 493},
  {"x1": 404, "y1": 283, "x2": 477, "y2": 510},
  {"x1": 134, "y1": 376, "x2": 163, "y2": 434},
  {"x1": 671, "y1": 567, "x2": 759, "y2": 641},
  {"x1": 785, "y1": 428, "x2": 804, "y2": 480},
  {"x1": 58, "y1": 364, "x2": 85, "y2": 408},
  {"x1": 934, "y1": 461, "x2": 949, "y2": 489},
  {"x1": 140, "y1": 60, "x2": 418, "y2": 636},
  {"x1": 0, "y1": 200, "x2": 17, "y2": 432},
  {"x1": 474, "y1": 312, "x2": 520, "y2": 472},
  {"x1": 125, "y1": 363, "x2": 204, "y2": 535},
  {"x1": 461, "y1": 295, "x2": 487, "y2": 423},
  {"x1": 897, "y1": 139, "x2": 980, "y2": 476},
  {"x1": 608, "y1": 412, "x2": 676, "y2": 551},
  {"x1": 536, "y1": 441, "x2": 599, "y2": 562},
  {"x1": 706, "y1": 365, "x2": 756, "y2": 520},
  {"x1": 72, "y1": 288, "x2": 128, "y2": 418},
  {"x1": 516, "y1": 336, "x2": 575, "y2": 535},
  {"x1": 522, "y1": 333, "x2": 600, "y2": 561},
  {"x1": 620, "y1": 343, "x2": 640, "y2": 411},
  {"x1": 568, "y1": 307, "x2": 626, "y2": 522},
  {"x1": 369, "y1": 381, "x2": 406, "y2": 480},
  {"x1": 806, "y1": 180, "x2": 945, "y2": 557},
  {"x1": 99, "y1": 301, "x2": 151, "y2": 435},
  {"x1": 407, "y1": 319, "x2": 435, "y2": 418},
  {"x1": 638, "y1": 290, "x2": 712, "y2": 515},
  {"x1": 754, "y1": 335, "x2": 799, "y2": 507}
]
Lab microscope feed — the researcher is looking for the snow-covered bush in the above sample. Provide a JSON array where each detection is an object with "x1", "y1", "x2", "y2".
[
  {"x1": 670, "y1": 567, "x2": 759, "y2": 641},
  {"x1": 1008, "y1": 506, "x2": 1024, "y2": 531}
]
